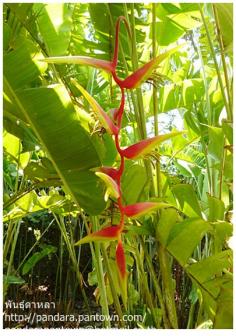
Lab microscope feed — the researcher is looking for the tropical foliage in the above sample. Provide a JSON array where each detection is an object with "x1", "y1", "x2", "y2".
[{"x1": 3, "y1": 3, "x2": 233, "y2": 329}]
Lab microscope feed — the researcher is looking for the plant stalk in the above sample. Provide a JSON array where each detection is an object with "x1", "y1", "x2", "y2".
[
  {"x1": 199, "y1": 4, "x2": 232, "y2": 122},
  {"x1": 158, "y1": 244, "x2": 178, "y2": 328},
  {"x1": 91, "y1": 216, "x2": 111, "y2": 328}
]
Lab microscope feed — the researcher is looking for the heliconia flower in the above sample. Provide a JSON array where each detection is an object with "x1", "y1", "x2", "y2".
[
  {"x1": 71, "y1": 79, "x2": 119, "y2": 135},
  {"x1": 116, "y1": 239, "x2": 127, "y2": 305},
  {"x1": 42, "y1": 56, "x2": 114, "y2": 73},
  {"x1": 123, "y1": 202, "x2": 171, "y2": 218},
  {"x1": 97, "y1": 166, "x2": 120, "y2": 181},
  {"x1": 74, "y1": 225, "x2": 121, "y2": 246},
  {"x1": 118, "y1": 45, "x2": 182, "y2": 89},
  {"x1": 121, "y1": 131, "x2": 183, "y2": 159},
  {"x1": 95, "y1": 172, "x2": 120, "y2": 201}
]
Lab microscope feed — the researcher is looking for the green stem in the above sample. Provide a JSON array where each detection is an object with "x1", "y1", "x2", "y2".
[
  {"x1": 213, "y1": 4, "x2": 233, "y2": 115},
  {"x1": 141, "y1": 239, "x2": 171, "y2": 328},
  {"x1": 133, "y1": 242, "x2": 160, "y2": 328},
  {"x1": 199, "y1": 4, "x2": 232, "y2": 122},
  {"x1": 54, "y1": 214, "x2": 90, "y2": 313},
  {"x1": 186, "y1": 301, "x2": 196, "y2": 329},
  {"x1": 152, "y1": 3, "x2": 162, "y2": 197},
  {"x1": 91, "y1": 216, "x2": 111, "y2": 328},
  {"x1": 4, "y1": 220, "x2": 21, "y2": 300},
  {"x1": 3, "y1": 220, "x2": 15, "y2": 261},
  {"x1": 218, "y1": 137, "x2": 226, "y2": 200},
  {"x1": 130, "y1": 4, "x2": 146, "y2": 140},
  {"x1": 158, "y1": 244, "x2": 178, "y2": 328},
  {"x1": 129, "y1": 4, "x2": 155, "y2": 196},
  {"x1": 101, "y1": 244, "x2": 125, "y2": 327},
  {"x1": 193, "y1": 32, "x2": 212, "y2": 125}
]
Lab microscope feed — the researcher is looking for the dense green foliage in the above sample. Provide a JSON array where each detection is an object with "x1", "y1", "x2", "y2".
[{"x1": 3, "y1": 3, "x2": 233, "y2": 329}]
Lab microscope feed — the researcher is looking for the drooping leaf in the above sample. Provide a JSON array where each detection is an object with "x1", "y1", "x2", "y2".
[
  {"x1": 172, "y1": 184, "x2": 202, "y2": 218},
  {"x1": 157, "y1": 208, "x2": 179, "y2": 246},
  {"x1": 74, "y1": 225, "x2": 121, "y2": 246},
  {"x1": 207, "y1": 194, "x2": 225, "y2": 221},
  {"x1": 166, "y1": 218, "x2": 211, "y2": 265},
  {"x1": 122, "y1": 132, "x2": 183, "y2": 159},
  {"x1": 187, "y1": 249, "x2": 232, "y2": 291}
]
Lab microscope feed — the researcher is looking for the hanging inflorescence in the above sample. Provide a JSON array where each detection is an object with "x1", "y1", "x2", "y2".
[{"x1": 44, "y1": 16, "x2": 182, "y2": 304}]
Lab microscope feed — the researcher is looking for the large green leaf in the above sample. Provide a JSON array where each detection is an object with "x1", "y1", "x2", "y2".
[
  {"x1": 172, "y1": 184, "x2": 202, "y2": 218},
  {"x1": 3, "y1": 190, "x2": 74, "y2": 222},
  {"x1": 10, "y1": 85, "x2": 106, "y2": 214},
  {"x1": 214, "y1": 3, "x2": 233, "y2": 54},
  {"x1": 4, "y1": 36, "x2": 107, "y2": 214},
  {"x1": 187, "y1": 250, "x2": 233, "y2": 328},
  {"x1": 158, "y1": 79, "x2": 204, "y2": 114},
  {"x1": 166, "y1": 218, "x2": 211, "y2": 265},
  {"x1": 207, "y1": 194, "x2": 225, "y2": 221},
  {"x1": 121, "y1": 163, "x2": 148, "y2": 205},
  {"x1": 34, "y1": 3, "x2": 73, "y2": 56},
  {"x1": 187, "y1": 250, "x2": 232, "y2": 290},
  {"x1": 208, "y1": 126, "x2": 224, "y2": 162},
  {"x1": 213, "y1": 281, "x2": 233, "y2": 329},
  {"x1": 155, "y1": 17, "x2": 184, "y2": 46},
  {"x1": 157, "y1": 208, "x2": 179, "y2": 246}
]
